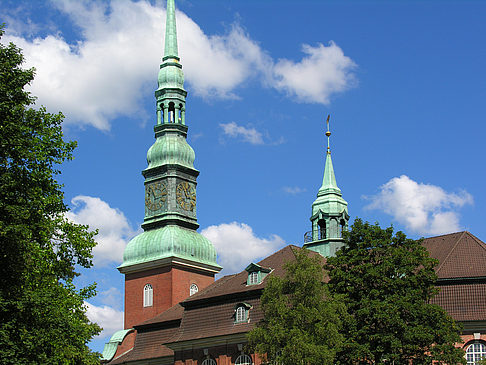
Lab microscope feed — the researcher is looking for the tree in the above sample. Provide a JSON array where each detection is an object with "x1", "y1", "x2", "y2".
[
  {"x1": 326, "y1": 218, "x2": 465, "y2": 365},
  {"x1": 247, "y1": 248, "x2": 347, "y2": 365},
  {"x1": 0, "y1": 28, "x2": 101, "y2": 364}
]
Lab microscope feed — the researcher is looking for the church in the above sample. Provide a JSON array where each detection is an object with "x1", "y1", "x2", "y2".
[{"x1": 101, "y1": 1, "x2": 486, "y2": 364}]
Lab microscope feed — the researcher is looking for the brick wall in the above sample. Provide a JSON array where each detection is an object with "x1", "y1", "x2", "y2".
[{"x1": 124, "y1": 264, "x2": 215, "y2": 329}]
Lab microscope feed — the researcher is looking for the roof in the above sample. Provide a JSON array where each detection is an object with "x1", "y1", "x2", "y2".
[
  {"x1": 423, "y1": 231, "x2": 486, "y2": 279},
  {"x1": 137, "y1": 303, "x2": 183, "y2": 327},
  {"x1": 109, "y1": 326, "x2": 178, "y2": 364},
  {"x1": 182, "y1": 245, "x2": 301, "y2": 304},
  {"x1": 431, "y1": 283, "x2": 486, "y2": 322}
]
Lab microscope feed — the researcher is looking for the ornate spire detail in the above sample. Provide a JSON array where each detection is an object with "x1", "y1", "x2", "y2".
[{"x1": 303, "y1": 114, "x2": 349, "y2": 257}]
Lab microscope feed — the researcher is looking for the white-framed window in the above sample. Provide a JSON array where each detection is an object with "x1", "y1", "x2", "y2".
[
  {"x1": 466, "y1": 341, "x2": 486, "y2": 364},
  {"x1": 190, "y1": 283, "x2": 198, "y2": 296},
  {"x1": 143, "y1": 283, "x2": 153, "y2": 307},
  {"x1": 235, "y1": 305, "x2": 247, "y2": 323},
  {"x1": 235, "y1": 354, "x2": 253, "y2": 365},
  {"x1": 201, "y1": 359, "x2": 216, "y2": 365},
  {"x1": 248, "y1": 271, "x2": 259, "y2": 285}
]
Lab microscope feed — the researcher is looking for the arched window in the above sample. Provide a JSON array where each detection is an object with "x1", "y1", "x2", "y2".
[
  {"x1": 318, "y1": 219, "x2": 326, "y2": 240},
  {"x1": 466, "y1": 342, "x2": 486, "y2": 364},
  {"x1": 143, "y1": 284, "x2": 153, "y2": 307},
  {"x1": 248, "y1": 271, "x2": 259, "y2": 285},
  {"x1": 235, "y1": 354, "x2": 253, "y2": 365},
  {"x1": 201, "y1": 359, "x2": 216, "y2": 365},
  {"x1": 235, "y1": 306, "x2": 247, "y2": 323},
  {"x1": 190, "y1": 283, "x2": 198, "y2": 296}
]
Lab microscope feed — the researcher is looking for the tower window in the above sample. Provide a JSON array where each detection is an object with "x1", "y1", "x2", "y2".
[
  {"x1": 235, "y1": 354, "x2": 253, "y2": 365},
  {"x1": 190, "y1": 283, "x2": 198, "y2": 296},
  {"x1": 143, "y1": 284, "x2": 153, "y2": 307},
  {"x1": 466, "y1": 341, "x2": 486, "y2": 364}
]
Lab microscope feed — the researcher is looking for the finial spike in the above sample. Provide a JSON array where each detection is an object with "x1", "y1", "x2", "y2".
[
  {"x1": 164, "y1": 0, "x2": 179, "y2": 60},
  {"x1": 325, "y1": 114, "x2": 331, "y2": 154}
]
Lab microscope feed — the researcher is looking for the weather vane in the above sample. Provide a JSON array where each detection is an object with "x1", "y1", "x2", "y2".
[{"x1": 325, "y1": 114, "x2": 331, "y2": 154}]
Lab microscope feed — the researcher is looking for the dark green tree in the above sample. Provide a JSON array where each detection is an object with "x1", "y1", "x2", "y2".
[
  {"x1": 0, "y1": 28, "x2": 101, "y2": 364},
  {"x1": 247, "y1": 248, "x2": 346, "y2": 365},
  {"x1": 326, "y1": 218, "x2": 465, "y2": 365}
]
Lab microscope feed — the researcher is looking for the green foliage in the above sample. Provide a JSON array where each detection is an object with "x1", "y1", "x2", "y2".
[
  {"x1": 247, "y1": 248, "x2": 346, "y2": 365},
  {"x1": 326, "y1": 218, "x2": 465, "y2": 365},
  {"x1": 0, "y1": 27, "x2": 101, "y2": 364}
]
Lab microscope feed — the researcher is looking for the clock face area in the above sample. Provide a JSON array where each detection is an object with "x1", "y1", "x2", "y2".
[
  {"x1": 176, "y1": 181, "x2": 196, "y2": 212},
  {"x1": 145, "y1": 181, "x2": 167, "y2": 214}
]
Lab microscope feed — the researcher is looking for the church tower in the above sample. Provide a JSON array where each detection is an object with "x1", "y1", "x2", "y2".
[
  {"x1": 303, "y1": 116, "x2": 349, "y2": 257},
  {"x1": 118, "y1": 0, "x2": 221, "y2": 329}
]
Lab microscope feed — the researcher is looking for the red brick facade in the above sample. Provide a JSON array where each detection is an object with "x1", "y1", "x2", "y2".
[
  {"x1": 124, "y1": 264, "x2": 215, "y2": 329},
  {"x1": 173, "y1": 345, "x2": 265, "y2": 365}
]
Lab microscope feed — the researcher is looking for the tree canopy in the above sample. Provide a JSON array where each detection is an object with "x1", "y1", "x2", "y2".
[
  {"x1": 247, "y1": 248, "x2": 347, "y2": 365},
  {"x1": 0, "y1": 28, "x2": 101, "y2": 364},
  {"x1": 326, "y1": 218, "x2": 465, "y2": 365}
]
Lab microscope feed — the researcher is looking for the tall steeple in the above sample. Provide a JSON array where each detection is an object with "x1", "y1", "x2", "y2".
[
  {"x1": 303, "y1": 115, "x2": 349, "y2": 257},
  {"x1": 118, "y1": 0, "x2": 221, "y2": 329}
]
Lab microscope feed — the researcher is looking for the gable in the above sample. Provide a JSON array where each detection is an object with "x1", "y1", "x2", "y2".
[{"x1": 423, "y1": 232, "x2": 486, "y2": 279}]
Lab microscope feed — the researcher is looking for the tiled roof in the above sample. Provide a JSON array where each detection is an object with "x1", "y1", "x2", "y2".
[
  {"x1": 137, "y1": 303, "x2": 183, "y2": 327},
  {"x1": 431, "y1": 283, "x2": 486, "y2": 322},
  {"x1": 109, "y1": 325, "x2": 178, "y2": 364},
  {"x1": 183, "y1": 245, "x2": 302, "y2": 304},
  {"x1": 423, "y1": 232, "x2": 486, "y2": 279}
]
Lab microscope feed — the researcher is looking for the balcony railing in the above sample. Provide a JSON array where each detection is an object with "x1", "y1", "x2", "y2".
[{"x1": 303, "y1": 231, "x2": 313, "y2": 243}]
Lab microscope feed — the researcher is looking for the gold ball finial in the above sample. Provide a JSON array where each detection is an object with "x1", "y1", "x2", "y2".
[{"x1": 325, "y1": 130, "x2": 331, "y2": 137}]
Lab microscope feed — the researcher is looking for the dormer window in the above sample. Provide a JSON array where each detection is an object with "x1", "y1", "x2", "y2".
[
  {"x1": 245, "y1": 263, "x2": 272, "y2": 286},
  {"x1": 234, "y1": 303, "x2": 252, "y2": 323},
  {"x1": 248, "y1": 271, "x2": 258, "y2": 285}
]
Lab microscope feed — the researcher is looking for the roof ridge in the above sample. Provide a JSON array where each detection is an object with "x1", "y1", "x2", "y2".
[
  {"x1": 464, "y1": 231, "x2": 486, "y2": 252},
  {"x1": 428, "y1": 231, "x2": 466, "y2": 240},
  {"x1": 435, "y1": 231, "x2": 466, "y2": 274}
]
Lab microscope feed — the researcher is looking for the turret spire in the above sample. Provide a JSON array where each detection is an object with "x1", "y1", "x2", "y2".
[
  {"x1": 164, "y1": 0, "x2": 179, "y2": 61},
  {"x1": 320, "y1": 115, "x2": 340, "y2": 195},
  {"x1": 303, "y1": 114, "x2": 349, "y2": 257}
]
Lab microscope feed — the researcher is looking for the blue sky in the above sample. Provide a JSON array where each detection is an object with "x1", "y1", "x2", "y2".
[{"x1": 2, "y1": 0, "x2": 485, "y2": 353}]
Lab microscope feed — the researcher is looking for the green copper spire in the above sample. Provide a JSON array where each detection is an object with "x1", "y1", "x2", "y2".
[
  {"x1": 303, "y1": 115, "x2": 349, "y2": 257},
  {"x1": 164, "y1": 0, "x2": 179, "y2": 61},
  {"x1": 119, "y1": 0, "x2": 220, "y2": 274}
]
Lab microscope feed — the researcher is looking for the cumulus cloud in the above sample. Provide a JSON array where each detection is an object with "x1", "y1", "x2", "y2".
[
  {"x1": 365, "y1": 175, "x2": 473, "y2": 235},
  {"x1": 66, "y1": 195, "x2": 137, "y2": 266},
  {"x1": 282, "y1": 186, "x2": 307, "y2": 195},
  {"x1": 85, "y1": 301, "x2": 124, "y2": 339},
  {"x1": 201, "y1": 222, "x2": 285, "y2": 275},
  {"x1": 273, "y1": 42, "x2": 357, "y2": 104},
  {"x1": 220, "y1": 122, "x2": 264, "y2": 145},
  {"x1": 3, "y1": 0, "x2": 356, "y2": 130}
]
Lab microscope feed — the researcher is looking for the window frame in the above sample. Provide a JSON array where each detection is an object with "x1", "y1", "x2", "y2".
[
  {"x1": 235, "y1": 354, "x2": 253, "y2": 365},
  {"x1": 235, "y1": 305, "x2": 248, "y2": 323},
  {"x1": 143, "y1": 283, "x2": 153, "y2": 307},
  {"x1": 466, "y1": 341, "x2": 486, "y2": 364},
  {"x1": 189, "y1": 283, "x2": 199, "y2": 296}
]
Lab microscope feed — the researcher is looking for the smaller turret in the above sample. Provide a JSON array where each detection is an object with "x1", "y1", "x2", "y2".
[{"x1": 303, "y1": 115, "x2": 349, "y2": 257}]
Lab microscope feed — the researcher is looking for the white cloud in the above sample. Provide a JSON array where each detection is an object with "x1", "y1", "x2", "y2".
[
  {"x1": 66, "y1": 195, "x2": 137, "y2": 266},
  {"x1": 201, "y1": 222, "x2": 285, "y2": 275},
  {"x1": 85, "y1": 301, "x2": 124, "y2": 339},
  {"x1": 282, "y1": 186, "x2": 307, "y2": 195},
  {"x1": 220, "y1": 122, "x2": 264, "y2": 145},
  {"x1": 273, "y1": 42, "x2": 357, "y2": 104},
  {"x1": 365, "y1": 175, "x2": 473, "y2": 235},
  {"x1": 3, "y1": 0, "x2": 356, "y2": 130}
]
